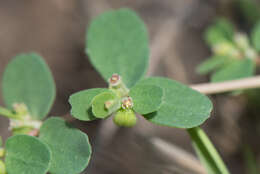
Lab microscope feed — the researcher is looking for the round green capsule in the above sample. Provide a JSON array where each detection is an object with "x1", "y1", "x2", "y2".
[
  {"x1": 0, "y1": 160, "x2": 6, "y2": 174},
  {"x1": 113, "y1": 109, "x2": 137, "y2": 127}
]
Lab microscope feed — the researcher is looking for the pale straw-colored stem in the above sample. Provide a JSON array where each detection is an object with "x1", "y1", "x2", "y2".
[{"x1": 190, "y1": 75, "x2": 260, "y2": 94}]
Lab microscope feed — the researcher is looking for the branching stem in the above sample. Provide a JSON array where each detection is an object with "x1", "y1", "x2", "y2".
[{"x1": 0, "y1": 106, "x2": 19, "y2": 120}]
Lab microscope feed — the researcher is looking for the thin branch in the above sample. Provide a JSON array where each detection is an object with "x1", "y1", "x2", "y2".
[
  {"x1": 190, "y1": 75, "x2": 260, "y2": 95},
  {"x1": 0, "y1": 106, "x2": 17, "y2": 119},
  {"x1": 150, "y1": 138, "x2": 207, "y2": 174}
]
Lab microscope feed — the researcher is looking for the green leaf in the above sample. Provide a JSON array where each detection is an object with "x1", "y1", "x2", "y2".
[
  {"x1": 211, "y1": 58, "x2": 255, "y2": 82},
  {"x1": 205, "y1": 18, "x2": 234, "y2": 46},
  {"x1": 69, "y1": 88, "x2": 109, "y2": 121},
  {"x1": 129, "y1": 84, "x2": 163, "y2": 114},
  {"x1": 39, "y1": 117, "x2": 92, "y2": 174},
  {"x1": 251, "y1": 21, "x2": 260, "y2": 51},
  {"x1": 2, "y1": 53, "x2": 56, "y2": 120},
  {"x1": 0, "y1": 160, "x2": 6, "y2": 174},
  {"x1": 87, "y1": 8, "x2": 149, "y2": 88},
  {"x1": 5, "y1": 135, "x2": 51, "y2": 174},
  {"x1": 188, "y1": 127, "x2": 230, "y2": 174},
  {"x1": 137, "y1": 77, "x2": 213, "y2": 128},
  {"x1": 196, "y1": 56, "x2": 229, "y2": 74},
  {"x1": 91, "y1": 91, "x2": 119, "y2": 118}
]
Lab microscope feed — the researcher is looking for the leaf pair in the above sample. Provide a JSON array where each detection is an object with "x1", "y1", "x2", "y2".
[
  {"x1": 1, "y1": 54, "x2": 92, "y2": 174},
  {"x1": 5, "y1": 117, "x2": 91, "y2": 174},
  {"x1": 70, "y1": 81, "x2": 163, "y2": 120},
  {"x1": 70, "y1": 76, "x2": 212, "y2": 128}
]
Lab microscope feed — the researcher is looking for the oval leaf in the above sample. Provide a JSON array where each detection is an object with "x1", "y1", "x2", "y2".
[
  {"x1": 92, "y1": 91, "x2": 119, "y2": 118},
  {"x1": 137, "y1": 77, "x2": 213, "y2": 128},
  {"x1": 69, "y1": 88, "x2": 109, "y2": 121},
  {"x1": 205, "y1": 18, "x2": 234, "y2": 46},
  {"x1": 196, "y1": 56, "x2": 229, "y2": 75},
  {"x1": 87, "y1": 8, "x2": 149, "y2": 88},
  {"x1": 2, "y1": 53, "x2": 56, "y2": 120},
  {"x1": 211, "y1": 58, "x2": 255, "y2": 82},
  {"x1": 5, "y1": 135, "x2": 51, "y2": 174},
  {"x1": 129, "y1": 84, "x2": 163, "y2": 114},
  {"x1": 251, "y1": 22, "x2": 260, "y2": 51},
  {"x1": 39, "y1": 117, "x2": 92, "y2": 174}
]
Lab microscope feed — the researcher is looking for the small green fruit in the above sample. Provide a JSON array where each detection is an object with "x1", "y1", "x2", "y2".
[
  {"x1": 113, "y1": 109, "x2": 137, "y2": 127},
  {"x1": 0, "y1": 160, "x2": 6, "y2": 174}
]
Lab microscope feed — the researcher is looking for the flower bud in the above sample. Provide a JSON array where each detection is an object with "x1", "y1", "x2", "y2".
[
  {"x1": 108, "y1": 74, "x2": 121, "y2": 87},
  {"x1": 121, "y1": 97, "x2": 133, "y2": 109},
  {"x1": 113, "y1": 109, "x2": 137, "y2": 127},
  {"x1": 108, "y1": 74, "x2": 129, "y2": 97}
]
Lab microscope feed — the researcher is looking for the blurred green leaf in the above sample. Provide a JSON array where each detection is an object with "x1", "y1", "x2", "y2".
[
  {"x1": 205, "y1": 18, "x2": 234, "y2": 46},
  {"x1": 39, "y1": 117, "x2": 92, "y2": 174},
  {"x1": 92, "y1": 91, "x2": 119, "y2": 118},
  {"x1": 188, "y1": 127, "x2": 230, "y2": 174},
  {"x1": 211, "y1": 58, "x2": 255, "y2": 82},
  {"x1": 5, "y1": 135, "x2": 51, "y2": 174},
  {"x1": 87, "y1": 8, "x2": 149, "y2": 88},
  {"x1": 0, "y1": 160, "x2": 6, "y2": 174},
  {"x1": 196, "y1": 56, "x2": 229, "y2": 74},
  {"x1": 129, "y1": 84, "x2": 163, "y2": 114},
  {"x1": 237, "y1": 0, "x2": 260, "y2": 25},
  {"x1": 137, "y1": 77, "x2": 212, "y2": 128},
  {"x1": 69, "y1": 88, "x2": 109, "y2": 121},
  {"x1": 251, "y1": 21, "x2": 260, "y2": 51},
  {"x1": 2, "y1": 53, "x2": 56, "y2": 120}
]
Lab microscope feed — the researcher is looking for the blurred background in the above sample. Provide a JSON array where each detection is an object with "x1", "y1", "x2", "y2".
[{"x1": 0, "y1": 0, "x2": 260, "y2": 173}]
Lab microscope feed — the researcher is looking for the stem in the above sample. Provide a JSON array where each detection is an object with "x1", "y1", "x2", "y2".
[
  {"x1": 0, "y1": 106, "x2": 19, "y2": 119},
  {"x1": 187, "y1": 127, "x2": 230, "y2": 174},
  {"x1": 190, "y1": 75, "x2": 260, "y2": 94}
]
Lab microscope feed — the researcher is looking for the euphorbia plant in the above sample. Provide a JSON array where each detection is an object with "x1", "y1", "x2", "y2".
[
  {"x1": 69, "y1": 8, "x2": 229, "y2": 174},
  {"x1": 0, "y1": 53, "x2": 91, "y2": 174},
  {"x1": 197, "y1": 18, "x2": 260, "y2": 83}
]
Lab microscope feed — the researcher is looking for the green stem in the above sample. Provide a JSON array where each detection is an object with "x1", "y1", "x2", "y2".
[
  {"x1": 187, "y1": 127, "x2": 230, "y2": 174},
  {"x1": 0, "y1": 106, "x2": 20, "y2": 119}
]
